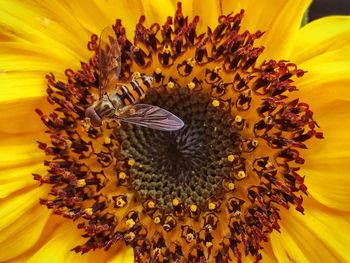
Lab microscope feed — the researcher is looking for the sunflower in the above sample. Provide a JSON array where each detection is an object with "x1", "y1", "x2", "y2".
[{"x1": 1, "y1": 0, "x2": 350, "y2": 262}]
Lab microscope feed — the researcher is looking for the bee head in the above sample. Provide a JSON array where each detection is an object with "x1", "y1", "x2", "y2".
[{"x1": 85, "y1": 106, "x2": 102, "y2": 127}]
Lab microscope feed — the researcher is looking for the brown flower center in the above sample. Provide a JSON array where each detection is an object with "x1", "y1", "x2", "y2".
[{"x1": 118, "y1": 86, "x2": 241, "y2": 212}]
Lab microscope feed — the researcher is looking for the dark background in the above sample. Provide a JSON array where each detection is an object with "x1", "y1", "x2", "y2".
[{"x1": 309, "y1": 0, "x2": 350, "y2": 20}]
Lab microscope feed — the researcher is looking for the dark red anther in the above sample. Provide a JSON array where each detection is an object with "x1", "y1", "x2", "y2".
[
  {"x1": 195, "y1": 45, "x2": 207, "y2": 63},
  {"x1": 163, "y1": 17, "x2": 173, "y2": 40},
  {"x1": 271, "y1": 194, "x2": 289, "y2": 209},
  {"x1": 205, "y1": 68, "x2": 222, "y2": 84},
  {"x1": 174, "y1": 2, "x2": 185, "y2": 33},
  {"x1": 186, "y1": 16, "x2": 200, "y2": 45},
  {"x1": 45, "y1": 72, "x2": 56, "y2": 86},
  {"x1": 177, "y1": 59, "x2": 194, "y2": 77},
  {"x1": 158, "y1": 48, "x2": 173, "y2": 66},
  {"x1": 236, "y1": 90, "x2": 252, "y2": 111},
  {"x1": 131, "y1": 46, "x2": 147, "y2": 66},
  {"x1": 233, "y1": 246, "x2": 242, "y2": 263},
  {"x1": 88, "y1": 34, "x2": 99, "y2": 51}
]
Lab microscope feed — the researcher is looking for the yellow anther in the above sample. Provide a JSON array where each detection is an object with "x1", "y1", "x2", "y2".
[
  {"x1": 162, "y1": 44, "x2": 171, "y2": 53},
  {"x1": 208, "y1": 202, "x2": 216, "y2": 210},
  {"x1": 148, "y1": 201, "x2": 155, "y2": 209},
  {"x1": 186, "y1": 233, "x2": 195, "y2": 242},
  {"x1": 265, "y1": 161, "x2": 273, "y2": 168},
  {"x1": 155, "y1": 67, "x2": 162, "y2": 74},
  {"x1": 252, "y1": 139, "x2": 259, "y2": 147},
  {"x1": 212, "y1": 100, "x2": 220, "y2": 107},
  {"x1": 119, "y1": 172, "x2": 126, "y2": 179},
  {"x1": 187, "y1": 82, "x2": 195, "y2": 90},
  {"x1": 214, "y1": 66, "x2": 221, "y2": 73},
  {"x1": 206, "y1": 241, "x2": 213, "y2": 248},
  {"x1": 172, "y1": 198, "x2": 180, "y2": 206},
  {"x1": 125, "y1": 232, "x2": 135, "y2": 240},
  {"x1": 84, "y1": 122, "x2": 91, "y2": 131},
  {"x1": 116, "y1": 198, "x2": 126, "y2": 207},
  {"x1": 132, "y1": 71, "x2": 141, "y2": 79},
  {"x1": 104, "y1": 137, "x2": 111, "y2": 145},
  {"x1": 126, "y1": 218, "x2": 136, "y2": 228},
  {"x1": 265, "y1": 116, "x2": 273, "y2": 124},
  {"x1": 76, "y1": 179, "x2": 86, "y2": 187},
  {"x1": 128, "y1": 159, "x2": 135, "y2": 166},
  {"x1": 228, "y1": 182, "x2": 235, "y2": 190},
  {"x1": 154, "y1": 217, "x2": 161, "y2": 224},
  {"x1": 235, "y1": 115, "x2": 242, "y2": 123},
  {"x1": 186, "y1": 58, "x2": 196, "y2": 66},
  {"x1": 84, "y1": 208, "x2": 93, "y2": 216},
  {"x1": 68, "y1": 211, "x2": 75, "y2": 217},
  {"x1": 190, "y1": 204, "x2": 197, "y2": 212},
  {"x1": 237, "y1": 170, "x2": 246, "y2": 179},
  {"x1": 167, "y1": 81, "x2": 175, "y2": 89},
  {"x1": 227, "y1": 154, "x2": 235, "y2": 162},
  {"x1": 65, "y1": 139, "x2": 72, "y2": 148}
]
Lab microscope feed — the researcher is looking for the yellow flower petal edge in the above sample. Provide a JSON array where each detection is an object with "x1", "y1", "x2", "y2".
[
  {"x1": 0, "y1": 186, "x2": 48, "y2": 230},
  {"x1": 292, "y1": 16, "x2": 350, "y2": 64},
  {"x1": 0, "y1": 98, "x2": 47, "y2": 135},
  {"x1": 220, "y1": 0, "x2": 312, "y2": 60},
  {"x1": 0, "y1": 141, "x2": 43, "y2": 170},
  {"x1": 271, "y1": 207, "x2": 350, "y2": 262},
  {"x1": 0, "y1": 205, "x2": 51, "y2": 262},
  {"x1": 294, "y1": 45, "x2": 350, "y2": 103},
  {"x1": 25, "y1": 222, "x2": 133, "y2": 263},
  {"x1": 0, "y1": 163, "x2": 45, "y2": 198}
]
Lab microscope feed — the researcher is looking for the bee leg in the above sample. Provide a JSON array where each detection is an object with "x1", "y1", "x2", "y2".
[{"x1": 115, "y1": 120, "x2": 121, "y2": 129}]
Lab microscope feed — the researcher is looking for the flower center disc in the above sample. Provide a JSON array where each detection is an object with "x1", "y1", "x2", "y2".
[{"x1": 117, "y1": 86, "x2": 241, "y2": 211}]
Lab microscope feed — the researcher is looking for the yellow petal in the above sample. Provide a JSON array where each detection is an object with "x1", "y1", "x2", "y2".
[
  {"x1": 0, "y1": 0, "x2": 93, "y2": 102},
  {"x1": 0, "y1": 163, "x2": 44, "y2": 198},
  {"x1": 26, "y1": 221, "x2": 125, "y2": 263},
  {"x1": 191, "y1": 0, "x2": 222, "y2": 32},
  {"x1": 67, "y1": 0, "x2": 170, "y2": 39},
  {"x1": 0, "y1": 1, "x2": 90, "y2": 58},
  {"x1": 141, "y1": 0, "x2": 175, "y2": 26},
  {"x1": 300, "y1": 101, "x2": 350, "y2": 211},
  {"x1": 271, "y1": 208, "x2": 350, "y2": 262},
  {"x1": 270, "y1": 226, "x2": 309, "y2": 263},
  {"x1": 291, "y1": 16, "x2": 350, "y2": 64},
  {"x1": 0, "y1": 140, "x2": 43, "y2": 170},
  {"x1": 0, "y1": 97, "x2": 46, "y2": 134},
  {"x1": 0, "y1": 72, "x2": 46, "y2": 103},
  {"x1": 294, "y1": 45, "x2": 350, "y2": 103},
  {"x1": 223, "y1": 0, "x2": 312, "y2": 60},
  {"x1": 0, "y1": 204, "x2": 51, "y2": 262},
  {"x1": 0, "y1": 186, "x2": 48, "y2": 230}
]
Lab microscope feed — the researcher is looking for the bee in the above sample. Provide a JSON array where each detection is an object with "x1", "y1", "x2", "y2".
[{"x1": 85, "y1": 26, "x2": 184, "y2": 131}]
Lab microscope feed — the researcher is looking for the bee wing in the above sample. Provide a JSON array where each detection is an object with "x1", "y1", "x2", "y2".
[
  {"x1": 114, "y1": 104, "x2": 184, "y2": 131},
  {"x1": 98, "y1": 26, "x2": 122, "y2": 98}
]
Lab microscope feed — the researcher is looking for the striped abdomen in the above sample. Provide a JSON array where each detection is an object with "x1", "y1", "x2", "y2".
[{"x1": 110, "y1": 76, "x2": 153, "y2": 107}]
